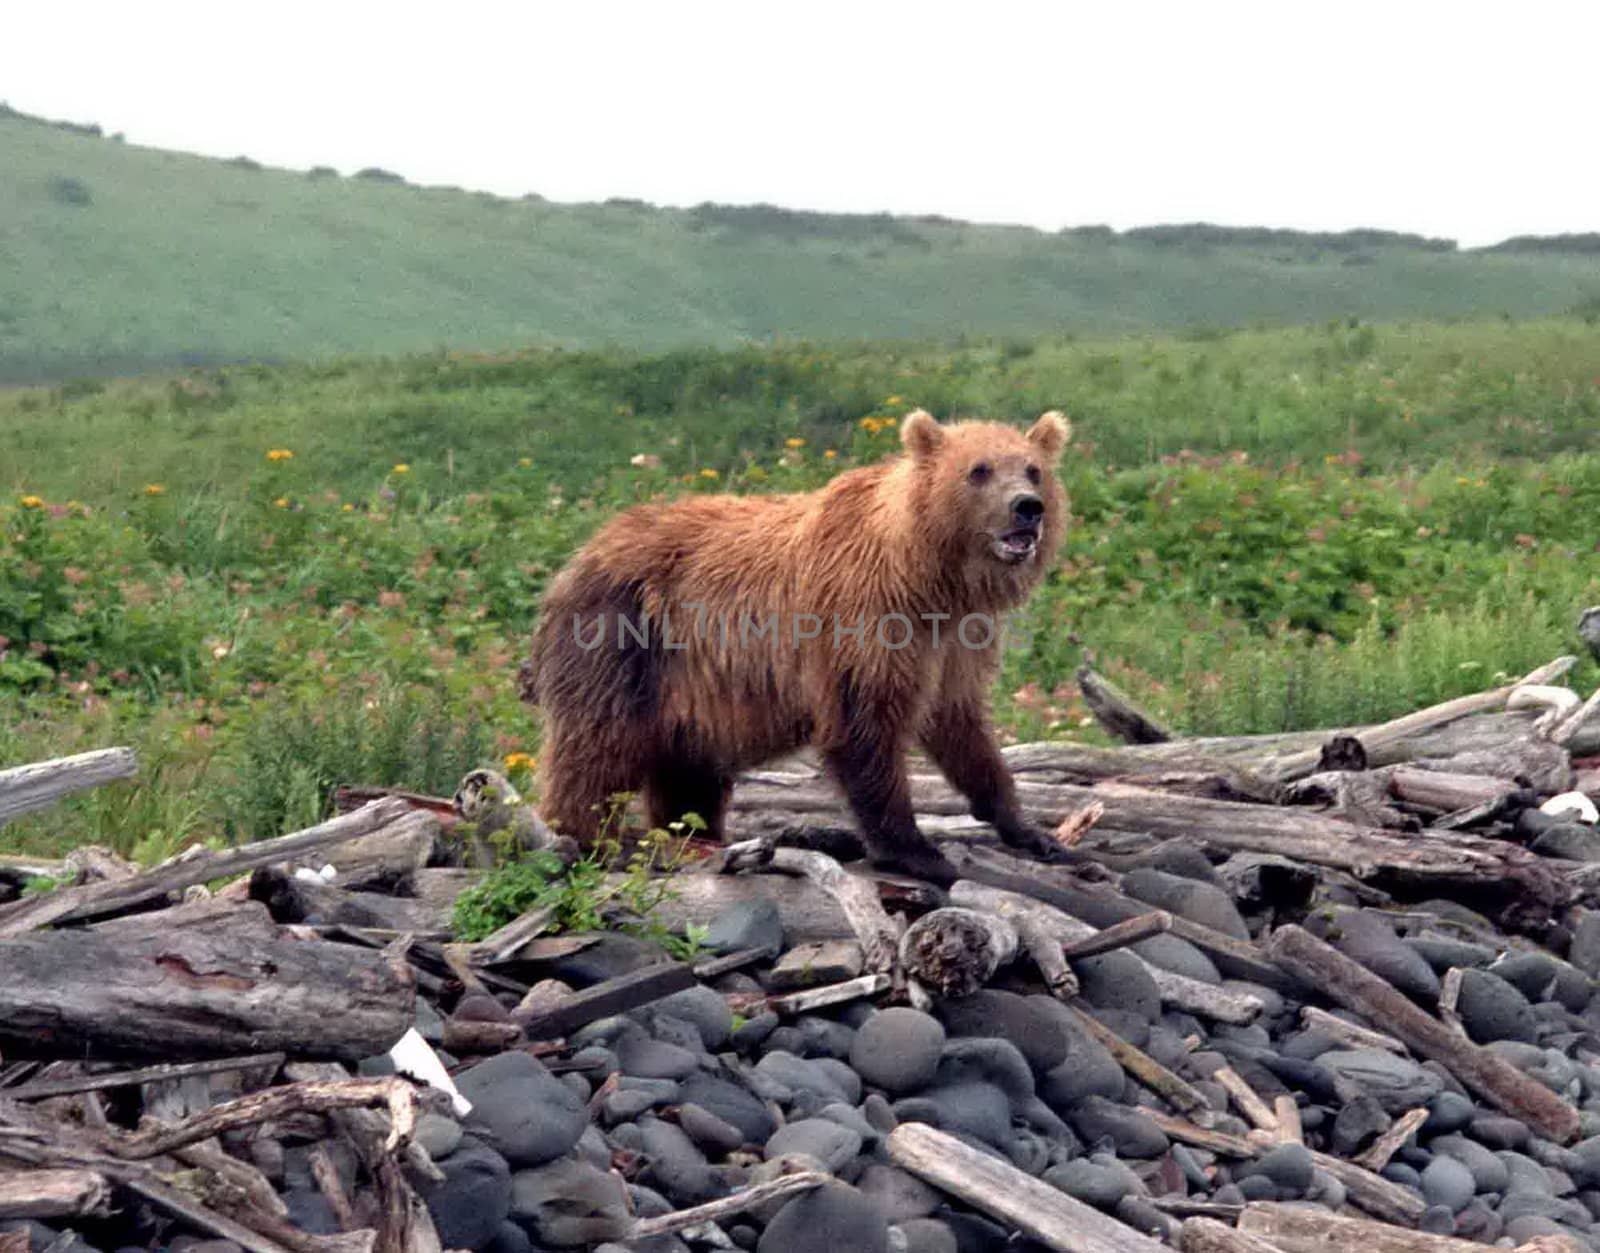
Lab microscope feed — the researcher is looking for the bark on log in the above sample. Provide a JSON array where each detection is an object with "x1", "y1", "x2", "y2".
[
  {"x1": 1237, "y1": 1202, "x2": 1497, "y2": 1252},
  {"x1": 0, "y1": 926, "x2": 414, "y2": 1062},
  {"x1": 0, "y1": 796, "x2": 416, "y2": 935},
  {"x1": 1266, "y1": 924, "x2": 1580, "y2": 1144},
  {"x1": 0, "y1": 1169, "x2": 113, "y2": 1219},
  {"x1": 1180, "y1": 1217, "x2": 1288, "y2": 1253},
  {"x1": 887, "y1": 1122, "x2": 1169, "y2": 1252},
  {"x1": 248, "y1": 866, "x2": 447, "y2": 934},
  {"x1": 0, "y1": 748, "x2": 139, "y2": 826},
  {"x1": 950, "y1": 881, "x2": 1264, "y2": 1024}
]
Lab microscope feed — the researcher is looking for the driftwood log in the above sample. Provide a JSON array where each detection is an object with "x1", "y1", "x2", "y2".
[
  {"x1": 0, "y1": 924, "x2": 415, "y2": 1061},
  {"x1": 887, "y1": 1122, "x2": 1168, "y2": 1252},
  {"x1": 950, "y1": 880, "x2": 1264, "y2": 1024},
  {"x1": 0, "y1": 747, "x2": 139, "y2": 826},
  {"x1": 1267, "y1": 924, "x2": 1580, "y2": 1143},
  {"x1": 0, "y1": 796, "x2": 416, "y2": 935}
]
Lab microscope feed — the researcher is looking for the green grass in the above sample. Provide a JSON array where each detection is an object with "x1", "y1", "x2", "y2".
[
  {"x1": 1, "y1": 319, "x2": 1596, "y2": 859},
  {"x1": 7, "y1": 107, "x2": 1600, "y2": 381}
]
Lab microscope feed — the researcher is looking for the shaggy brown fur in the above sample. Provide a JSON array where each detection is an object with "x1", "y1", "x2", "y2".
[{"x1": 520, "y1": 409, "x2": 1071, "y2": 882}]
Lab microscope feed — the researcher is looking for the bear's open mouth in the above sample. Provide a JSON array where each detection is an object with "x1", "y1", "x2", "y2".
[{"x1": 992, "y1": 526, "x2": 1039, "y2": 564}]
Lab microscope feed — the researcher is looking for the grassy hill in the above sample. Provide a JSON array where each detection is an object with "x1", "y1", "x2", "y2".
[{"x1": 6, "y1": 106, "x2": 1600, "y2": 382}]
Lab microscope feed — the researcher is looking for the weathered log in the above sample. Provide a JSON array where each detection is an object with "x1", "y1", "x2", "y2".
[
  {"x1": 1266, "y1": 925, "x2": 1580, "y2": 1144},
  {"x1": 1354, "y1": 1106, "x2": 1429, "y2": 1172},
  {"x1": 0, "y1": 796, "x2": 415, "y2": 935},
  {"x1": 0, "y1": 1168, "x2": 113, "y2": 1219},
  {"x1": 768, "y1": 972, "x2": 891, "y2": 1015},
  {"x1": 249, "y1": 867, "x2": 447, "y2": 934},
  {"x1": 950, "y1": 880, "x2": 1264, "y2": 1024},
  {"x1": 1385, "y1": 766, "x2": 1521, "y2": 814},
  {"x1": 4, "y1": 1053, "x2": 285, "y2": 1102},
  {"x1": 899, "y1": 907, "x2": 1017, "y2": 998},
  {"x1": 1179, "y1": 1217, "x2": 1287, "y2": 1253},
  {"x1": 0, "y1": 747, "x2": 138, "y2": 826},
  {"x1": 0, "y1": 925, "x2": 414, "y2": 1062},
  {"x1": 321, "y1": 810, "x2": 440, "y2": 889},
  {"x1": 627, "y1": 1170, "x2": 832, "y2": 1240},
  {"x1": 1066, "y1": 1003, "x2": 1211, "y2": 1116},
  {"x1": 888, "y1": 1121, "x2": 1168, "y2": 1252},
  {"x1": 1077, "y1": 663, "x2": 1173, "y2": 745},
  {"x1": 1212, "y1": 1066, "x2": 1278, "y2": 1133},
  {"x1": 732, "y1": 772, "x2": 1573, "y2": 923},
  {"x1": 1237, "y1": 1201, "x2": 1498, "y2": 1252},
  {"x1": 1298, "y1": 1006, "x2": 1406, "y2": 1055},
  {"x1": 514, "y1": 961, "x2": 697, "y2": 1038},
  {"x1": 723, "y1": 843, "x2": 900, "y2": 976}
]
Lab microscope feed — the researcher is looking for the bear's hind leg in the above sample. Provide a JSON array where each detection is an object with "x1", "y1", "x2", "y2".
[{"x1": 645, "y1": 763, "x2": 732, "y2": 840}]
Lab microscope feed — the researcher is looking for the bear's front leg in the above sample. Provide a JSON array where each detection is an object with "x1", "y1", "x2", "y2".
[
  {"x1": 920, "y1": 700, "x2": 1065, "y2": 862},
  {"x1": 822, "y1": 692, "x2": 959, "y2": 885}
]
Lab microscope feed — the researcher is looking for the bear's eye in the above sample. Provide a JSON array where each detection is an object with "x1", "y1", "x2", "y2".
[
  {"x1": 968, "y1": 462, "x2": 992, "y2": 485},
  {"x1": 1025, "y1": 464, "x2": 1042, "y2": 485}
]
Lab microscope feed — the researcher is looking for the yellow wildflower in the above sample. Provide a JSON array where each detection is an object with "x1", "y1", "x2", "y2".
[
  {"x1": 885, "y1": 395, "x2": 904, "y2": 405},
  {"x1": 19, "y1": 494, "x2": 44, "y2": 509},
  {"x1": 503, "y1": 751, "x2": 536, "y2": 771},
  {"x1": 392, "y1": 463, "x2": 411, "y2": 475},
  {"x1": 274, "y1": 497, "x2": 289, "y2": 508},
  {"x1": 699, "y1": 468, "x2": 719, "y2": 480},
  {"x1": 143, "y1": 484, "x2": 165, "y2": 496},
  {"x1": 883, "y1": 416, "x2": 897, "y2": 427},
  {"x1": 785, "y1": 437, "x2": 806, "y2": 449},
  {"x1": 342, "y1": 503, "x2": 354, "y2": 512},
  {"x1": 518, "y1": 457, "x2": 533, "y2": 467},
  {"x1": 823, "y1": 449, "x2": 837, "y2": 459},
  {"x1": 266, "y1": 448, "x2": 294, "y2": 462},
  {"x1": 860, "y1": 417, "x2": 879, "y2": 432}
]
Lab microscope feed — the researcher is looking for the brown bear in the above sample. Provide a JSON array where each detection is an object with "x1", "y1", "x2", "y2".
[{"x1": 519, "y1": 408, "x2": 1071, "y2": 883}]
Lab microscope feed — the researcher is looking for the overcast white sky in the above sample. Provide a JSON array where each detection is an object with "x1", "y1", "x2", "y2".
[{"x1": 5, "y1": 0, "x2": 1598, "y2": 246}]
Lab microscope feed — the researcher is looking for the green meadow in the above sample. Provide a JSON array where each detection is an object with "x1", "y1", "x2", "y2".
[{"x1": 2, "y1": 318, "x2": 1597, "y2": 858}]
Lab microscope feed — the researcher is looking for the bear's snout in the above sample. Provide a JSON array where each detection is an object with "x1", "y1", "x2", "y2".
[{"x1": 1010, "y1": 493, "x2": 1044, "y2": 528}]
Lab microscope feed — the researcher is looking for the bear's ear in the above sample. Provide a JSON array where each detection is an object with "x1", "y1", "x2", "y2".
[
  {"x1": 901, "y1": 409, "x2": 946, "y2": 460},
  {"x1": 1026, "y1": 410, "x2": 1072, "y2": 463}
]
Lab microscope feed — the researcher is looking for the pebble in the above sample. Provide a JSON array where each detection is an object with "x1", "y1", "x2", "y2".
[
  {"x1": 703, "y1": 897, "x2": 785, "y2": 955},
  {"x1": 678, "y1": 1073, "x2": 779, "y2": 1144},
  {"x1": 895, "y1": 1218, "x2": 958, "y2": 1253},
  {"x1": 849, "y1": 1008, "x2": 946, "y2": 1095},
  {"x1": 1468, "y1": 1112, "x2": 1531, "y2": 1150},
  {"x1": 1121, "y1": 867, "x2": 1251, "y2": 940},
  {"x1": 1317, "y1": 1048, "x2": 1443, "y2": 1113},
  {"x1": 635, "y1": 1115, "x2": 720, "y2": 1205},
  {"x1": 1420, "y1": 1155, "x2": 1476, "y2": 1212},
  {"x1": 454, "y1": 1052, "x2": 588, "y2": 1167},
  {"x1": 1067, "y1": 1096, "x2": 1170, "y2": 1159},
  {"x1": 937, "y1": 990, "x2": 1068, "y2": 1074},
  {"x1": 757, "y1": 1182, "x2": 889, "y2": 1253},
  {"x1": 676, "y1": 1102, "x2": 746, "y2": 1155},
  {"x1": 418, "y1": 1137, "x2": 511, "y2": 1251},
  {"x1": 765, "y1": 1119, "x2": 862, "y2": 1172},
  {"x1": 1325, "y1": 911, "x2": 1441, "y2": 1002},
  {"x1": 1456, "y1": 968, "x2": 1539, "y2": 1044},
  {"x1": 910, "y1": 1080, "x2": 1014, "y2": 1148},
  {"x1": 1242, "y1": 1143, "x2": 1314, "y2": 1195},
  {"x1": 650, "y1": 984, "x2": 735, "y2": 1050},
  {"x1": 1045, "y1": 1158, "x2": 1133, "y2": 1209},
  {"x1": 509, "y1": 1157, "x2": 630, "y2": 1247},
  {"x1": 1424, "y1": 1090, "x2": 1476, "y2": 1135},
  {"x1": 1432, "y1": 1134, "x2": 1511, "y2": 1194},
  {"x1": 855, "y1": 1164, "x2": 942, "y2": 1223},
  {"x1": 1330, "y1": 1094, "x2": 1391, "y2": 1157},
  {"x1": 1074, "y1": 952, "x2": 1162, "y2": 1022}
]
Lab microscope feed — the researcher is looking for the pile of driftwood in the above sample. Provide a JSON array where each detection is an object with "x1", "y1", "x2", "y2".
[{"x1": 0, "y1": 644, "x2": 1598, "y2": 1253}]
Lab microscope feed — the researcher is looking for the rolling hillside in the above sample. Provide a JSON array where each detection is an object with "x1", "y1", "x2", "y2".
[{"x1": 5, "y1": 105, "x2": 1600, "y2": 381}]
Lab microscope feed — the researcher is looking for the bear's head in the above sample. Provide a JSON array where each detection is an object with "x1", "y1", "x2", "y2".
[{"x1": 899, "y1": 408, "x2": 1071, "y2": 603}]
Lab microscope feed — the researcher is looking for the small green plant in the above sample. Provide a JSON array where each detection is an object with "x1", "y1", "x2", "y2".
[
  {"x1": 21, "y1": 874, "x2": 67, "y2": 896},
  {"x1": 452, "y1": 808, "x2": 708, "y2": 948}
]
